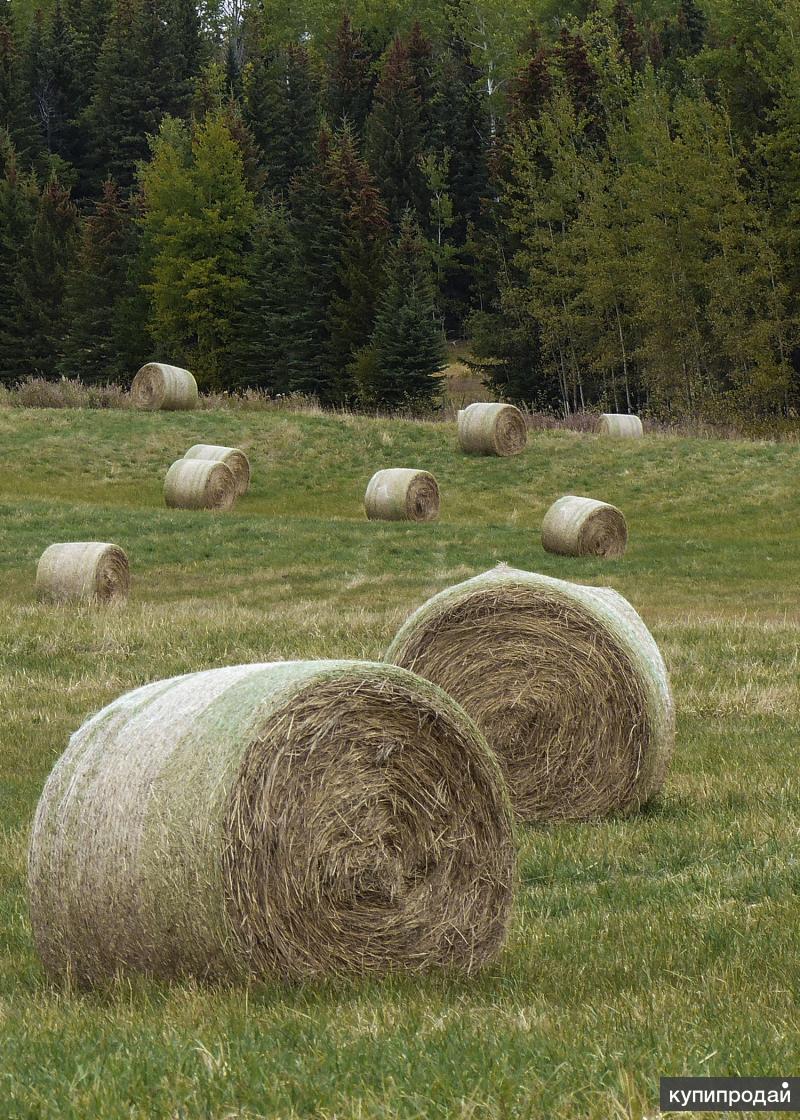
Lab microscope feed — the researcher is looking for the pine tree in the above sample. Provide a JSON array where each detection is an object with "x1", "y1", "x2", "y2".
[
  {"x1": 557, "y1": 29, "x2": 603, "y2": 135},
  {"x1": 27, "y1": 1, "x2": 83, "y2": 168},
  {"x1": 359, "y1": 211, "x2": 444, "y2": 409},
  {"x1": 326, "y1": 13, "x2": 374, "y2": 134},
  {"x1": 365, "y1": 36, "x2": 428, "y2": 226},
  {"x1": 243, "y1": 43, "x2": 320, "y2": 196},
  {"x1": 138, "y1": 112, "x2": 255, "y2": 386},
  {"x1": 59, "y1": 179, "x2": 145, "y2": 381},
  {"x1": 1, "y1": 175, "x2": 79, "y2": 379}
]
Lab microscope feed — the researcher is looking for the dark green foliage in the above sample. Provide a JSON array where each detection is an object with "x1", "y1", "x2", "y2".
[
  {"x1": 612, "y1": 0, "x2": 646, "y2": 72},
  {"x1": 365, "y1": 35, "x2": 428, "y2": 226},
  {"x1": 0, "y1": 138, "x2": 39, "y2": 382},
  {"x1": 26, "y1": 2, "x2": 84, "y2": 168},
  {"x1": 360, "y1": 211, "x2": 444, "y2": 409},
  {"x1": 59, "y1": 179, "x2": 145, "y2": 382},
  {"x1": 326, "y1": 13, "x2": 374, "y2": 134},
  {"x1": 0, "y1": 9, "x2": 40, "y2": 164},
  {"x1": 243, "y1": 43, "x2": 320, "y2": 196},
  {"x1": 0, "y1": 175, "x2": 78, "y2": 380}
]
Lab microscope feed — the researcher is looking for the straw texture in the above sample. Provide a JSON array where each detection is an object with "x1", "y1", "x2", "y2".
[
  {"x1": 598, "y1": 413, "x2": 643, "y2": 438},
  {"x1": 164, "y1": 459, "x2": 237, "y2": 510},
  {"x1": 35, "y1": 542, "x2": 129, "y2": 604},
  {"x1": 386, "y1": 566, "x2": 674, "y2": 823},
  {"x1": 28, "y1": 660, "x2": 516, "y2": 985},
  {"x1": 458, "y1": 403, "x2": 527, "y2": 456},
  {"x1": 542, "y1": 495, "x2": 628, "y2": 559},
  {"x1": 364, "y1": 468, "x2": 440, "y2": 522},
  {"x1": 130, "y1": 363, "x2": 198, "y2": 410},
  {"x1": 184, "y1": 444, "x2": 250, "y2": 497}
]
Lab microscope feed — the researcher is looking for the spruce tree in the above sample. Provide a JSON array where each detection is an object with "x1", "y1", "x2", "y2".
[
  {"x1": 0, "y1": 138, "x2": 39, "y2": 382},
  {"x1": 243, "y1": 43, "x2": 320, "y2": 196},
  {"x1": 612, "y1": 0, "x2": 646, "y2": 72},
  {"x1": 1, "y1": 175, "x2": 78, "y2": 379},
  {"x1": 27, "y1": 2, "x2": 83, "y2": 168},
  {"x1": 1, "y1": 10, "x2": 40, "y2": 164},
  {"x1": 326, "y1": 13, "x2": 374, "y2": 134},
  {"x1": 359, "y1": 211, "x2": 444, "y2": 409},
  {"x1": 59, "y1": 179, "x2": 145, "y2": 381},
  {"x1": 365, "y1": 36, "x2": 428, "y2": 226}
]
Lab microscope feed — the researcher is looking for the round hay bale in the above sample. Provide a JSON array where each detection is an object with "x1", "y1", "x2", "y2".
[
  {"x1": 28, "y1": 660, "x2": 515, "y2": 985},
  {"x1": 35, "y1": 542, "x2": 130, "y2": 605},
  {"x1": 184, "y1": 444, "x2": 250, "y2": 497},
  {"x1": 131, "y1": 363, "x2": 198, "y2": 411},
  {"x1": 458, "y1": 403, "x2": 527, "y2": 456},
  {"x1": 364, "y1": 468, "x2": 440, "y2": 522},
  {"x1": 541, "y1": 495, "x2": 627, "y2": 559},
  {"x1": 598, "y1": 413, "x2": 643, "y2": 438},
  {"x1": 164, "y1": 458, "x2": 237, "y2": 511},
  {"x1": 386, "y1": 566, "x2": 674, "y2": 823}
]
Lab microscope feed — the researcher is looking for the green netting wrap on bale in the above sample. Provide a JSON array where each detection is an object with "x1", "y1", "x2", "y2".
[
  {"x1": 35, "y1": 542, "x2": 130, "y2": 604},
  {"x1": 28, "y1": 660, "x2": 516, "y2": 985},
  {"x1": 184, "y1": 444, "x2": 251, "y2": 497},
  {"x1": 541, "y1": 495, "x2": 628, "y2": 559},
  {"x1": 386, "y1": 566, "x2": 674, "y2": 823},
  {"x1": 130, "y1": 363, "x2": 198, "y2": 411},
  {"x1": 457, "y1": 403, "x2": 527, "y2": 456},
  {"x1": 164, "y1": 458, "x2": 237, "y2": 511},
  {"x1": 364, "y1": 468, "x2": 440, "y2": 522},
  {"x1": 598, "y1": 413, "x2": 643, "y2": 438}
]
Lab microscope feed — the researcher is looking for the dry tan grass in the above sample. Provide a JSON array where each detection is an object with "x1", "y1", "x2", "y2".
[
  {"x1": 364, "y1": 469, "x2": 440, "y2": 522},
  {"x1": 386, "y1": 566, "x2": 674, "y2": 823},
  {"x1": 541, "y1": 495, "x2": 628, "y2": 559},
  {"x1": 28, "y1": 661, "x2": 516, "y2": 985}
]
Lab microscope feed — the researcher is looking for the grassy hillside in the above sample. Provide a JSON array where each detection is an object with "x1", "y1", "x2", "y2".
[{"x1": 1, "y1": 406, "x2": 799, "y2": 1119}]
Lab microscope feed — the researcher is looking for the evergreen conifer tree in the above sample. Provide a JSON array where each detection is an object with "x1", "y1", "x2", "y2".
[
  {"x1": 59, "y1": 179, "x2": 144, "y2": 381},
  {"x1": 326, "y1": 13, "x2": 374, "y2": 134},
  {"x1": 359, "y1": 210, "x2": 444, "y2": 409},
  {"x1": 0, "y1": 137, "x2": 39, "y2": 381},
  {"x1": 365, "y1": 36, "x2": 428, "y2": 226}
]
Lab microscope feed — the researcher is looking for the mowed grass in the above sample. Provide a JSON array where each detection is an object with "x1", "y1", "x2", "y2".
[{"x1": 0, "y1": 405, "x2": 799, "y2": 1120}]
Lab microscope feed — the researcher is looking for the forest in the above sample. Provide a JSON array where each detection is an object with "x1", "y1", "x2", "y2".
[{"x1": 1, "y1": 0, "x2": 799, "y2": 419}]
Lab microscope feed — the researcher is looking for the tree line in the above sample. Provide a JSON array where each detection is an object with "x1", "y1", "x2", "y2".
[{"x1": 1, "y1": 0, "x2": 799, "y2": 418}]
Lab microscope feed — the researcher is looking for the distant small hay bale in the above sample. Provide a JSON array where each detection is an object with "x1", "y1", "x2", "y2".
[
  {"x1": 131, "y1": 363, "x2": 198, "y2": 411},
  {"x1": 541, "y1": 495, "x2": 628, "y2": 559},
  {"x1": 386, "y1": 565, "x2": 674, "y2": 823},
  {"x1": 598, "y1": 413, "x2": 643, "y2": 438},
  {"x1": 364, "y1": 468, "x2": 440, "y2": 522},
  {"x1": 27, "y1": 660, "x2": 516, "y2": 985},
  {"x1": 164, "y1": 458, "x2": 237, "y2": 511},
  {"x1": 184, "y1": 444, "x2": 250, "y2": 497},
  {"x1": 36, "y1": 542, "x2": 129, "y2": 605},
  {"x1": 458, "y1": 403, "x2": 527, "y2": 456}
]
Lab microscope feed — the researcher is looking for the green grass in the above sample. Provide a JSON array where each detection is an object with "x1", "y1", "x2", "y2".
[{"x1": 1, "y1": 405, "x2": 799, "y2": 1119}]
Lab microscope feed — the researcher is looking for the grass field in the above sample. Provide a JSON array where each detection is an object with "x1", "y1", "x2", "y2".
[{"x1": 1, "y1": 405, "x2": 799, "y2": 1120}]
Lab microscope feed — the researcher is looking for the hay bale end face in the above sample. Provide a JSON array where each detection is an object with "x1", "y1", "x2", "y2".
[
  {"x1": 184, "y1": 444, "x2": 250, "y2": 497},
  {"x1": 386, "y1": 566, "x2": 674, "y2": 823},
  {"x1": 28, "y1": 660, "x2": 516, "y2": 985},
  {"x1": 598, "y1": 413, "x2": 643, "y2": 438},
  {"x1": 542, "y1": 495, "x2": 628, "y2": 559},
  {"x1": 36, "y1": 542, "x2": 130, "y2": 604},
  {"x1": 364, "y1": 468, "x2": 440, "y2": 522},
  {"x1": 131, "y1": 363, "x2": 198, "y2": 411},
  {"x1": 458, "y1": 403, "x2": 527, "y2": 456},
  {"x1": 164, "y1": 458, "x2": 237, "y2": 511}
]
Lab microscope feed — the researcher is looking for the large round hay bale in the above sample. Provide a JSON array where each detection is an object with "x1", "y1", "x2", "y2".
[
  {"x1": 184, "y1": 444, "x2": 250, "y2": 497},
  {"x1": 364, "y1": 468, "x2": 440, "y2": 522},
  {"x1": 131, "y1": 363, "x2": 198, "y2": 411},
  {"x1": 598, "y1": 413, "x2": 643, "y2": 438},
  {"x1": 164, "y1": 458, "x2": 237, "y2": 511},
  {"x1": 386, "y1": 566, "x2": 674, "y2": 823},
  {"x1": 541, "y1": 495, "x2": 627, "y2": 559},
  {"x1": 35, "y1": 542, "x2": 130, "y2": 605},
  {"x1": 28, "y1": 660, "x2": 515, "y2": 985},
  {"x1": 458, "y1": 403, "x2": 527, "y2": 456}
]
